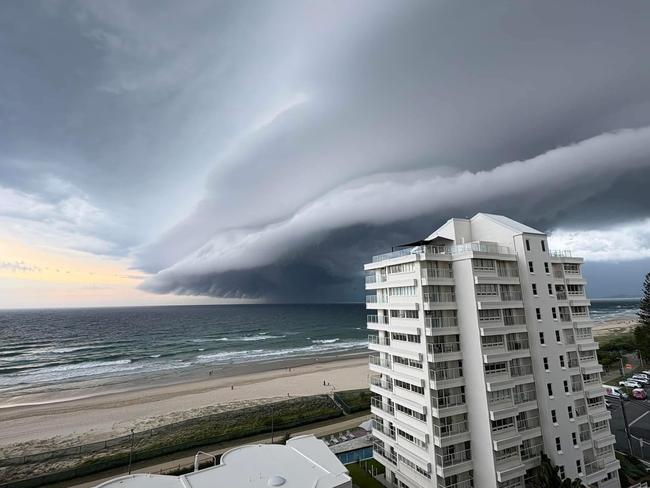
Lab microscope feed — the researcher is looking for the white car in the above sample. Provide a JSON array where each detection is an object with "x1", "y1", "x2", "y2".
[
  {"x1": 632, "y1": 374, "x2": 650, "y2": 385},
  {"x1": 620, "y1": 380, "x2": 643, "y2": 388}
]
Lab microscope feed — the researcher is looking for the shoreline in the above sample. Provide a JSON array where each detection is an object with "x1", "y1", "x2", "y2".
[{"x1": 0, "y1": 353, "x2": 370, "y2": 452}]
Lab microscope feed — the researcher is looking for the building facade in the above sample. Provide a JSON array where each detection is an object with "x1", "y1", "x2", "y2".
[{"x1": 366, "y1": 213, "x2": 619, "y2": 488}]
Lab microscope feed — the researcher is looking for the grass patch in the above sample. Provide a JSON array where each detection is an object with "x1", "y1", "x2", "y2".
[
  {"x1": 346, "y1": 463, "x2": 385, "y2": 488},
  {"x1": 334, "y1": 389, "x2": 371, "y2": 413}
]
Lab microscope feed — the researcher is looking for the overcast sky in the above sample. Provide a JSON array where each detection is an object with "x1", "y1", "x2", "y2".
[{"x1": 1, "y1": 0, "x2": 650, "y2": 307}]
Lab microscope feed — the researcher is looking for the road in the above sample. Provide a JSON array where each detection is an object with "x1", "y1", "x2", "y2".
[{"x1": 609, "y1": 393, "x2": 650, "y2": 459}]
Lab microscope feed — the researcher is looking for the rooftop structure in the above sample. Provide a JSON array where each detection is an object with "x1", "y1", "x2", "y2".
[
  {"x1": 95, "y1": 435, "x2": 351, "y2": 488},
  {"x1": 366, "y1": 213, "x2": 619, "y2": 488}
]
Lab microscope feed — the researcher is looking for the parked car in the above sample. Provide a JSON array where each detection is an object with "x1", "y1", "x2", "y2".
[
  {"x1": 642, "y1": 370, "x2": 650, "y2": 377},
  {"x1": 632, "y1": 374, "x2": 650, "y2": 385},
  {"x1": 604, "y1": 385, "x2": 629, "y2": 400},
  {"x1": 620, "y1": 380, "x2": 644, "y2": 389},
  {"x1": 633, "y1": 388, "x2": 648, "y2": 400}
]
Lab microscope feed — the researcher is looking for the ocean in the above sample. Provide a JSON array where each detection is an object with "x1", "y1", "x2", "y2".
[{"x1": 0, "y1": 300, "x2": 639, "y2": 404}]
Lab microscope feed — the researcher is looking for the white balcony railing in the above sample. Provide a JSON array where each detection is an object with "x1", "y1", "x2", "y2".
[
  {"x1": 368, "y1": 334, "x2": 390, "y2": 346},
  {"x1": 436, "y1": 448, "x2": 472, "y2": 468},
  {"x1": 423, "y1": 292, "x2": 456, "y2": 303},
  {"x1": 369, "y1": 355, "x2": 391, "y2": 369},
  {"x1": 367, "y1": 314, "x2": 389, "y2": 325},
  {"x1": 501, "y1": 292, "x2": 523, "y2": 301},
  {"x1": 513, "y1": 390, "x2": 536, "y2": 404},
  {"x1": 428, "y1": 342, "x2": 461, "y2": 356},
  {"x1": 504, "y1": 314, "x2": 527, "y2": 326},
  {"x1": 517, "y1": 415, "x2": 540, "y2": 432},
  {"x1": 425, "y1": 316, "x2": 458, "y2": 329},
  {"x1": 422, "y1": 268, "x2": 453, "y2": 279},
  {"x1": 431, "y1": 392, "x2": 466, "y2": 410},
  {"x1": 430, "y1": 367, "x2": 463, "y2": 383},
  {"x1": 371, "y1": 397, "x2": 394, "y2": 414},
  {"x1": 434, "y1": 420, "x2": 469, "y2": 438},
  {"x1": 370, "y1": 375, "x2": 393, "y2": 391}
]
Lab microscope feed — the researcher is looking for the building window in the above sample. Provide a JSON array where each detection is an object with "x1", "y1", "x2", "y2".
[
  {"x1": 555, "y1": 330, "x2": 561, "y2": 343},
  {"x1": 543, "y1": 357, "x2": 549, "y2": 370},
  {"x1": 552, "y1": 307, "x2": 557, "y2": 319},
  {"x1": 551, "y1": 409, "x2": 557, "y2": 423},
  {"x1": 547, "y1": 383, "x2": 553, "y2": 397},
  {"x1": 532, "y1": 284, "x2": 537, "y2": 296},
  {"x1": 572, "y1": 432, "x2": 577, "y2": 446},
  {"x1": 564, "y1": 380, "x2": 569, "y2": 393},
  {"x1": 576, "y1": 460, "x2": 582, "y2": 474},
  {"x1": 567, "y1": 406, "x2": 573, "y2": 419},
  {"x1": 558, "y1": 466, "x2": 565, "y2": 478},
  {"x1": 539, "y1": 332, "x2": 545, "y2": 345},
  {"x1": 544, "y1": 262, "x2": 549, "y2": 273},
  {"x1": 528, "y1": 261, "x2": 534, "y2": 273},
  {"x1": 536, "y1": 308, "x2": 542, "y2": 320},
  {"x1": 547, "y1": 284, "x2": 553, "y2": 295},
  {"x1": 541, "y1": 240, "x2": 546, "y2": 252},
  {"x1": 555, "y1": 437, "x2": 562, "y2": 453},
  {"x1": 526, "y1": 239, "x2": 530, "y2": 251},
  {"x1": 559, "y1": 355, "x2": 565, "y2": 368}
]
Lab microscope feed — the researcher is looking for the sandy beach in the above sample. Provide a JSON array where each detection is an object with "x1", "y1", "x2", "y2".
[
  {"x1": 592, "y1": 318, "x2": 639, "y2": 337},
  {"x1": 0, "y1": 354, "x2": 370, "y2": 454}
]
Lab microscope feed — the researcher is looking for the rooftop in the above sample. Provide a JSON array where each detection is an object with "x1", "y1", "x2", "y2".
[{"x1": 95, "y1": 435, "x2": 351, "y2": 488}]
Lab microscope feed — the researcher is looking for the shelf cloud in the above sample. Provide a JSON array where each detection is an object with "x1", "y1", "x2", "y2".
[{"x1": 2, "y1": 1, "x2": 650, "y2": 302}]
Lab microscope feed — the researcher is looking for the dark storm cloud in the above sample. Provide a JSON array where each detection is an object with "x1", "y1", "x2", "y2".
[{"x1": 2, "y1": 1, "x2": 650, "y2": 300}]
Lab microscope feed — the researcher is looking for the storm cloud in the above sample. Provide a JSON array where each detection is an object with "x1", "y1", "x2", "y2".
[{"x1": 2, "y1": 1, "x2": 650, "y2": 301}]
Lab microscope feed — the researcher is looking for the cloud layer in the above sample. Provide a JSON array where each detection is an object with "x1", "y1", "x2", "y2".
[{"x1": 2, "y1": 1, "x2": 650, "y2": 302}]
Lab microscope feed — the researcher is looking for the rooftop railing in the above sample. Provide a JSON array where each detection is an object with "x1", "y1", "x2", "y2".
[
  {"x1": 371, "y1": 241, "x2": 514, "y2": 262},
  {"x1": 551, "y1": 250, "x2": 573, "y2": 258}
]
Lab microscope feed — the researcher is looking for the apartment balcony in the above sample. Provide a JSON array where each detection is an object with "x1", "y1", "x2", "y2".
[
  {"x1": 435, "y1": 448, "x2": 472, "y2": 479},
  {"x1": 421, "y1": 268, "x2": 454, "y2": 286},
  {"x1": 437, "y1": 478, "x2": 474, "y2": 488},
  {"x1": 592, "y1": 430, "x2": 616, "y2": 449},
  {"x1": 485, "y1": 364, "x2": 534, "y2": 391},
  {"x1": 369, "y1": 354, "x2": 392, "y2": 374},
  {"x1": 367, "y1": 314, "x2": 390, "y2": 331},
  {"x1": 430, "y1": 366, "x2": 464, "y2": 389},
  {"x1": 555, "y1": 291, "x2": 568, "y2": 301},
  {"x1": 552, "y1": 269, "x2": 565, "y2": 280},
  {"x1": 473, "y1": 266, "x2": 520, "y2": 285},
  {"x1": 491, "y1": 422, "x2": 522, "y2": 451},
  {"x1": 433, "y1": 420, "x2": 470, "y2": 447},
  {"x1": 427, "y1": 342, "x2": 462, "y2": 362},
  {"x1": 588, "y1": 404, "x2": 611, "y2": 424},
  {"x1": 425, "y1": 316, "x2": 459, "y2": 336},
  {"x1": 488, "y1": 397, "x2": 517, "y2": 420},
  {"x1": 572, "y1": 311, "x2": 591, "y2": 324},
  {"x1": 368, "y1": 334, "x2": 391, "y2": 353},
  {"x1": 371, "y1": 396, "x2": 394, "y2": 417},
  {"x1": 520, "y1": 442, "x2": 543, "y2": 467},
  {"x1": 495, "y1": 451, "x2": 525, "y2": 483},
  {"x1": 370, "y1": 375, "x2": 393, "y2": 395},
  {"x1": 431, "y1": 392, "x2": 467, "y2": 417},
  {"x1": 366, "y1": 295, "x2": 387, "y2": 309},
  {"x1": 373, "y1": 441, "x2": 397, "y2": 467},
  {"x1": 423, "y1": 292, "x2": 457, "y2": 310},
  {"x1": 371, "y1": 418, "x2": 396, "y2": 444},
  {"x1": 583, "y1": 457, "x2": 620, "y2": 486},
  {"x1": 476, "y1": 292, "x2": 523, "y2": 310}
]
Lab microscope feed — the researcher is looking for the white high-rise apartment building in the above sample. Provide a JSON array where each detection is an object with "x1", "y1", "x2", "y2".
[{"x1": 366, "y1": 214, "x2": 620, "y2": 488}]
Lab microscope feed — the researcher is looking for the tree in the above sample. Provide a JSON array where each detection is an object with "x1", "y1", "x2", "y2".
[
  {"x1": 530, "y1": 453, "x2": 586, "y2": 488},
  {"x1": 636, "y1": 274, "x2": 650, "y2": 362},
  {"x1": 640, "y1": 272, "x2": 650, "y2": 326}
]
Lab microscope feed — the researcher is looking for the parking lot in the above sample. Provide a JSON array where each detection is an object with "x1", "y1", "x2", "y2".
[{"x1": 609, "y1": 391, "x2": 650, "y2": 459}]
